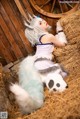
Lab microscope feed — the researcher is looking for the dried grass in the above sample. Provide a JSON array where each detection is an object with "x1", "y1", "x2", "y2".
[{"x1": 0, "y1": 10, "x2": 80, "y2": 119}]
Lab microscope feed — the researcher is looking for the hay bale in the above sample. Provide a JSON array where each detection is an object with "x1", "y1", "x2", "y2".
[
  {"x1": 2, "y1": 10, "x2": 80, "y2": 119},
  {"x1": 54, "y1": 10, "x2": 80, "y2": 78},
  {"x1": 12, "y1": 10, "x2": 80, "y2": 119},
  {"x1": 61, "y1": 10, "x2": 80, "y2": 44},
  {"x1": 22, "y1": 10, "x2": 80, "y2": 119},
  {"x1": 0, "y1": 64, "x2": 11, "y2": 112},
  {"x1": 0, "y1": 63, "x2": 20, "y2": 118}
]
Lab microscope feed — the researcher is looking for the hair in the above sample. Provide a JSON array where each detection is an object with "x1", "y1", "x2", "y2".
[{"x1": 24, "y1": 17, "x2": 52, "y2": 46}]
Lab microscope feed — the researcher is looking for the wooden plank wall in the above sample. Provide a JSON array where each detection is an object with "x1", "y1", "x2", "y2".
[
  {"x1": 0, "y1": 0, "x2": 34, "y2": 65},
  {"x1": 0, "y1": 0, "x2": 56, "y2": 65}
]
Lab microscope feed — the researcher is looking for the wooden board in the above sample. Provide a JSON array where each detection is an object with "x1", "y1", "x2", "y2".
[{"x1": 0, "y1": 0, "x2": 34, "y2": 64}]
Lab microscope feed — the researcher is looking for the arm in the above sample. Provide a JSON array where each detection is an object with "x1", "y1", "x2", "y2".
[
  {"x1": 41, "y1": 33, "x2": 66, "y2": 47},
  {"x1": 55, "y1": 21, "x2": 68, "y2": 44},
  {"x1": 41, "y1": 21, "x2": 67, "y2": 47}
]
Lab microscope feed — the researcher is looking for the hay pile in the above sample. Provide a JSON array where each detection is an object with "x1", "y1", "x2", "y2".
[
  {"x1": 0, "y1": 64, "x2": 12, "y2": 113},
  {"x1": 0, "y1": 10, "x2": 80, "y2": 119}
]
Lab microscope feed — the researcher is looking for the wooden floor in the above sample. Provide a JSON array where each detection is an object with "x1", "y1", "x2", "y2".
[{"x1": 3, "y1": 58, "x2": 23, "y2": 74}]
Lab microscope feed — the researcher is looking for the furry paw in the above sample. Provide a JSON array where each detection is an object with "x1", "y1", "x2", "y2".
[{"x1": 56, "y1": 21, "x2": 63, "y2": 32}]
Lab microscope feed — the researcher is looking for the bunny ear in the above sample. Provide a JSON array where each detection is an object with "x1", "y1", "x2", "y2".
[
  {"x1": 26, "y1": 19, "x2": 31, "y2": 24},
  {"x1": 21, "y1": 15, "x2": 33, "y2": 29},
  {"x1": 27, "y1": 12, "x2": 33, "y2": 20},
  {"x1": 27, "y1": 12, "x2": 37, "y2": 20},
  {"x1": 33, "y1": 14, "x2": 37, "y2": 18},
  {"x1": 26, "y1": 10, "x2": 37, "y2": 19},
  {"x1": 24, "y1": 20, "x2": 33, "y2": 30}
]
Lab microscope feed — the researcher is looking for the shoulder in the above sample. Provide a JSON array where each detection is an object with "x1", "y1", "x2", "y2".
[
  {"x1": 44, "y1": 33, "x2": 54, "y2": 38},
  {"x1": 41, "y1": 33, "x2": 55, "y2": 43}
]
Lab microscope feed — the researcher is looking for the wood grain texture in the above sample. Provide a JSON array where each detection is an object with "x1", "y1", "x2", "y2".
[{"x1": 0, "y1": 0, "x2": 34, "y2": 64}]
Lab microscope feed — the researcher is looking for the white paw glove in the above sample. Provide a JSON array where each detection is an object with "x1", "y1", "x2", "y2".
[
  {"x1": 56, "y1": 21, "x2": 68, "y2": 44},
  {"x1": 56, "y1": 21, "x2": 63, "y2": 33}
]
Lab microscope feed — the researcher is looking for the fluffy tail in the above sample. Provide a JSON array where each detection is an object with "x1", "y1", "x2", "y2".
[
  {"x1": 10, "y1": 83, "x2": 43, "y2": 114},
  {"x1": 10, "y1": 56, "x2": 44, "y2": 114}
]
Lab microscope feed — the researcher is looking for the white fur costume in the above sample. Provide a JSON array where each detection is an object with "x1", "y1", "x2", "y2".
[
  {"x1": 55, "y1": 21, "x2": 67, "y2": 44},
  {"x1": 10, "y1": 56, "x2": 44, "y2": 114},
  {"x1": 24, "y1": 14, "x2": 68, "y2": 91},
  {"x1": 10, "y1": 13, "x2": 68, "y2": 114}
]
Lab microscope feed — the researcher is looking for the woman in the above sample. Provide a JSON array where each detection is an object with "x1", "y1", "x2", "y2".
[
  {"x1": 24, "y1": 14, "x2": 67, "y2": 75},
  {"x1": 24, "y1": 14, "x2": 68, "y2": 92},
  {"x1": 9, "y1": 14, "x2": 68, "y2": 114}
]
